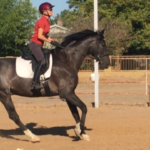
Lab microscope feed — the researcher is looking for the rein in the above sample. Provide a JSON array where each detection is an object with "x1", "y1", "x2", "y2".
[
  {"x1": 74, "y1": 51, "x2": 109, "y2": 60},
  {"x1": 55, "y1": 46, "x2": 109, "y2": 63}
]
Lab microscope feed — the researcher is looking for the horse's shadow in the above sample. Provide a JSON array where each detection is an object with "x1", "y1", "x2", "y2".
[{"x1": 0, "y1": 123, "x2": 77, "y2": 142}]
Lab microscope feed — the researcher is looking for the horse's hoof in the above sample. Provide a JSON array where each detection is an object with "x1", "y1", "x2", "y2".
[
  {"x1": 81, "y1": 134, "x2": 90, "y2": 141},
  {"x1": 31, "y1": 135, "x2": 40, "y2": 143}
]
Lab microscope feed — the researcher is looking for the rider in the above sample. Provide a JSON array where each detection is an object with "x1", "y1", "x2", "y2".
[{"x1": 29, "y1": 2, "x2": 54, "y2": 90}]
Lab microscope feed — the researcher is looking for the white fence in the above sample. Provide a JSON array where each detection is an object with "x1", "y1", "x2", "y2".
[
  {"x1": 110, "y1": 56, "x2": 150, "y2": 95},
  {"x1": 81, "y1": 56, "x2": 150, "y2": 95},
  {"x1": 110, "y1": 56, "x2": 150, "y2": 70}
]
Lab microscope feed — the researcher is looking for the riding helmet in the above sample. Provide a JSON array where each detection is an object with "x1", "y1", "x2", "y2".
[{"x1": 39, "y1": 2, "x2": 54, "y2": 14}]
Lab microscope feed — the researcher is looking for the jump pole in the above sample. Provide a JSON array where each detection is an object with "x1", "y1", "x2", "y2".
[{"x1": 94, "y1": 0, "x2": 99, "y2": 108}]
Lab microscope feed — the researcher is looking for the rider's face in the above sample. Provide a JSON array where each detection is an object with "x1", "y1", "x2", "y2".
[
  {"x1": 48, "y1": 9, "x2": 53, "y2": 16},
  {"x1": 43, "y1": 9, "x2": 53, "y2": 17}
]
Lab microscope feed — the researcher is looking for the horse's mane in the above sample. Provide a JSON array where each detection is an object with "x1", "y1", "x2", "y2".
[{"x1": 61, "y1": 29, "x2": 97, "y2": 47}]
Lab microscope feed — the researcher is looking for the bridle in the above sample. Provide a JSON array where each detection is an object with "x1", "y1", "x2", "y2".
[
  {"x1": 73, "y1": 37, "x2": 109, "y2": 62},
  {"x1": 95, "y1": 53, "x2": 109, "y2": 62}
]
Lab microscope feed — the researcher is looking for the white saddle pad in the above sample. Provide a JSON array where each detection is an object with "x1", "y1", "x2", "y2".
[{"x1": 16, "y1": 54, "x2": 52, "y2": 80}]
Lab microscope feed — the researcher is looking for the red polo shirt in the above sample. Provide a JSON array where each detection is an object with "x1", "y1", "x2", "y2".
[{"x1": 31, "y1": 16, "x2": 50, "y2": 45}]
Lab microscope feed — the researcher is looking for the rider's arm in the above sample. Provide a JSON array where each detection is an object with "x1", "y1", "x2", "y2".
[{"x1": 38, "y1": 28, "x2": 54, "y2": 43}]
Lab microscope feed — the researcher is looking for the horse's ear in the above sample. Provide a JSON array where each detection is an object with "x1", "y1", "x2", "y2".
[
  {"x1": 98, "y1": 29, "x2": 105, "y2": 40},
  {"x1": 100, "y1": 29, "x2": 105, "y2": 35}
]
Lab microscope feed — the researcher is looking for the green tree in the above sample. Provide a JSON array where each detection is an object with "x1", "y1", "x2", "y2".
[
  {"x1": 50, "y1": 9, "x2": 72, "y2": 27},
  {"x1": 67, "y1": 0, "x2": 93, "y2": 19},
  {"x1": 67, "y1": 0, "x2": 87, "y2": 10},
  {"x1": 98, "y1": 0, "x2": 150, "y2": 54},
  {"x1": 0, "y1": 0, "x2": 38, "y2": 56}
]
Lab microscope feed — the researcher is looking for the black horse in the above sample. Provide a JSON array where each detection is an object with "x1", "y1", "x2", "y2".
[{"x1": 0, "y1": 29, "x2": 110, "y2": 142}]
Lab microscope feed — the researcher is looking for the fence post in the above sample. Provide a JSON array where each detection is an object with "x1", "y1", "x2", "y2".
[
  {"x1": 148, "y1": 85, "x2": 150, "y2": 106},
  {"x1": 146, "y1": 58, "x2": 148, "y2": 95}
]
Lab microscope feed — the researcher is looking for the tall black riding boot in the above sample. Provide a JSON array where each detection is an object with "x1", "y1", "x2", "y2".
[{"x1": 31, "y1": 61, "x2": 43, "y2": 90}]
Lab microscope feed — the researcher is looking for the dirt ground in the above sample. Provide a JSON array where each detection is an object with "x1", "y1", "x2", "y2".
[{"x1": 0, "y1": 82, "x2": 150, "y2": 150}]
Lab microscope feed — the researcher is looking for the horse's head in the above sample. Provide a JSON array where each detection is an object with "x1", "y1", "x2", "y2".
[
  {"x1": 61, "y1": 29, "x2": 110, "y2": 69},
  {"x1": 88, "y1": 29, "x2": 110, "y2": 69}
]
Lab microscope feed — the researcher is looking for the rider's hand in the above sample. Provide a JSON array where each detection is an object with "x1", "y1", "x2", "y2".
[
  {"x1": 50, "y1": 41, "x2": 64, "y2": 48},
  {"x1": 47, "y1": 37, "x2": 54, "y2": 43}
]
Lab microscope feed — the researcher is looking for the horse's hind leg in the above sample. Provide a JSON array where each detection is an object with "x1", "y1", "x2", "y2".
[{"x1": 0, "y1": 90, "x2": 40, "y2": 142}]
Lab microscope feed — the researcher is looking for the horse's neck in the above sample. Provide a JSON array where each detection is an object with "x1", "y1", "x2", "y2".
[{"x1": 69, "y1": 40, "x2": 90, "y2": 71}]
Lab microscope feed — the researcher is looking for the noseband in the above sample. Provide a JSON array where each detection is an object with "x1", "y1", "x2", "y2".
[{"x1": 95, "y1": 53, "x2": 109, "y2": 62}]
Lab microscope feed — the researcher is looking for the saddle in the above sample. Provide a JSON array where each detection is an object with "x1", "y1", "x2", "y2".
[
  {"x1": 21, "y1": 48, "x2": 52, "y2": 74},
  {"x1": 16, "y1": 48, "x2": 53, "y2": 80}
]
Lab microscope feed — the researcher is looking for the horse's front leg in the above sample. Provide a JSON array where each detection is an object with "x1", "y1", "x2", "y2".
[
  {"x1": 66, "y1": 101, "x2": 80, "y2": 123},
  {"x1": 60, "y1": 91, "x2": 90, "y2": 141},
  {"x1": 0, "y1": 90, "x2": 40, "y2": 142}
]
